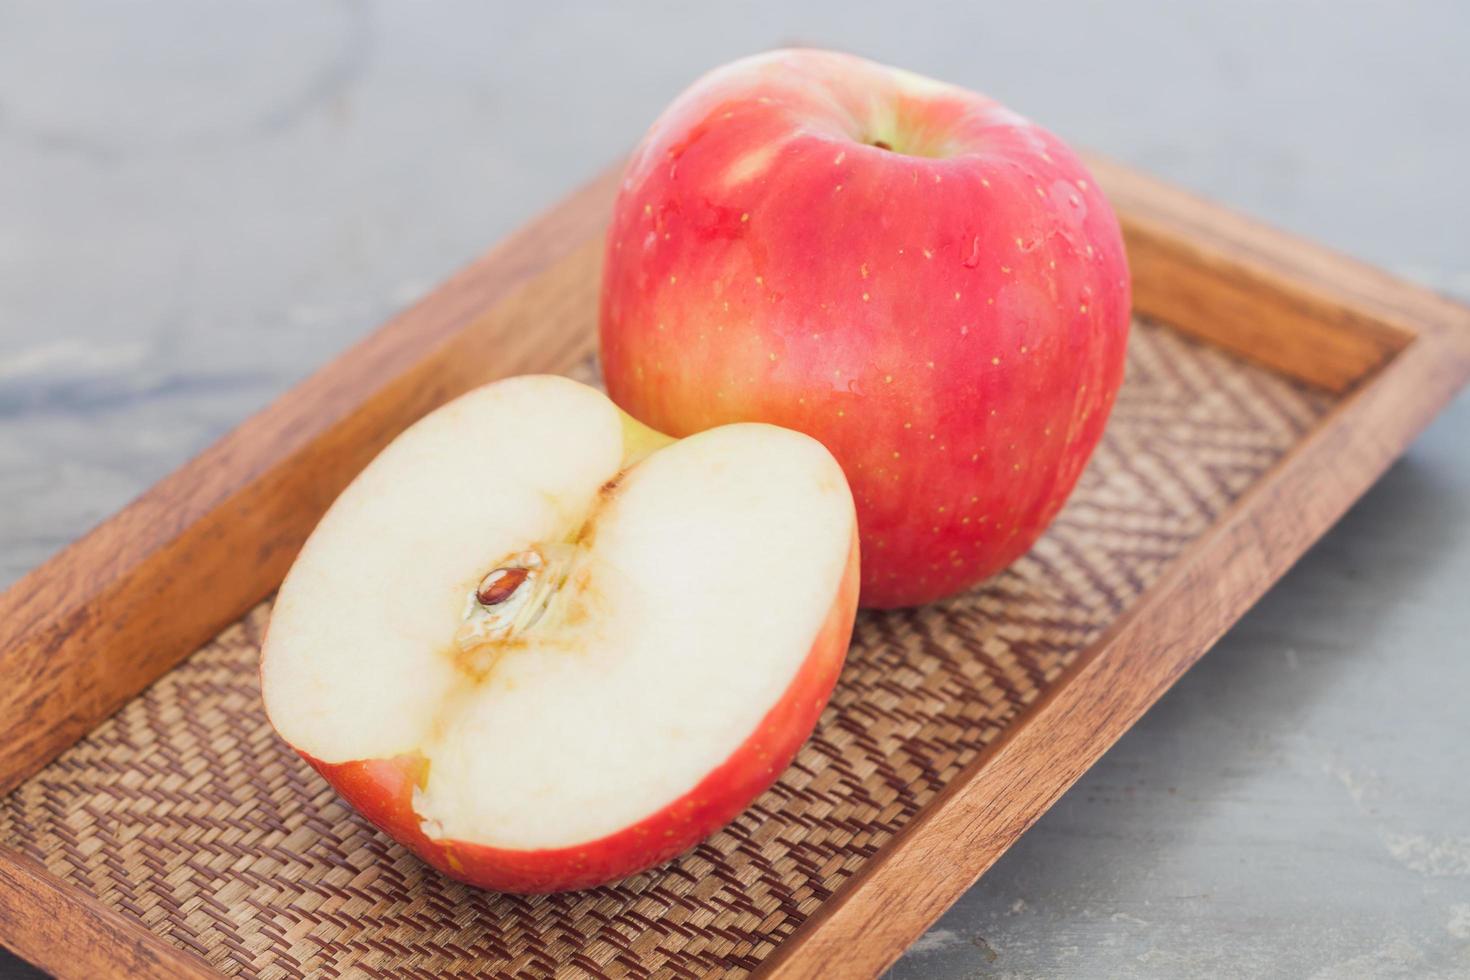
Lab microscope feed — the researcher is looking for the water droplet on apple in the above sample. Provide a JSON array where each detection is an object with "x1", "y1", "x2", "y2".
[{"x1": 963, "y1": 235, "x2": 982, "y2": 268}]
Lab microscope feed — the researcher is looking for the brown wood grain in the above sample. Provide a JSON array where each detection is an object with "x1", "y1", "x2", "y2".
[
  {"x1": 1087, "y1": 154, "x2": 1419, "y2": 393},
  {"x1": 0, "y1": 846, "x2": 220, "y2": 979},
  {"x1": 0, "y1": 172, "x2": 616, "y2": 797},
  {"x1": 0, "y1": 155, "x2": 1467, "y2": 978}
]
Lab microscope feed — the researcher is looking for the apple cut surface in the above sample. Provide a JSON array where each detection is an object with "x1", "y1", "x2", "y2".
[{"x1": 261, "y1": 375, "x2": 858, "y2": 891}]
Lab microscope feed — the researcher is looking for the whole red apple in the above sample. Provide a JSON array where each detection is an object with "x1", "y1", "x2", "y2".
[
  {"x1": 600, "y1": 49, "x2": 1130, "y2": 607},
  {"x1": 262, "y1": 376, "x2": 859, "y2": 892}
]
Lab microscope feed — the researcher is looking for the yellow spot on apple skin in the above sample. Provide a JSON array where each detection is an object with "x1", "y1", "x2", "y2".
[
  {"x1": 860, "y1": 263, "x2": 869, "y2": 278},
  {"x1": 1013, "y1": 463, "x2": 1022, "y2": 471},
  {"x1": 1078, "y1": 179, "x2": 1089, "y2": 190},
  {"x1": 862, "y1": 292, "x2": 870, "y2": 302},
  {"x1": 834, "y1": 151, "x2": 846, "y2": 165},
  {"x1": 971, "y1": 454, "x2": 979, "y2": 462},
  {"x1": 1086, "y1": 244, "x2": 1095, "y2": 258},
  {"x1": 981, "y1": 177, "x2": 991, "y2": 187},
  {"x1": 991, "y1": 356, "x2": 1001, "y2": 365},
  {"x1": 838, "y1": 409, "x2": 845, "y2": 417},
  {"x1": 644, "y1": 204, "x2": 652, "y2": 216},
  {"x1": 755, "y1": 276, "x2": 763, "y2": 285},
  {"x1": 669, "y1": 275, "x2": 677, "y2": 284},
  {"x1": 884, "y1": 374, "x2": 893, "y2": 383},
  {"x1": 926, "y1": 360, "x2": 935, "y2": 369},
  {"x1": 740, "y1": 212, "x2": 750, "y2": 222},
  {"x1": 769, "y1": 352, "x2": 777, "y2": 361},
  {"x1": 1080, "y1": 304, "x2": 1089, "y2": 313},
  {"x1": 923, "y1": 248, "x2": 934, "y2": 259},
  {"x1": 1048, "y1": 260, "x2": 1056, "y2": 270},
  {"x1": 1036, "y1": 186, "x2": 1046, "y2": 198},
  {"x1": 1020, "y1": 345, "x2": 1028, "y2": 354},
  {"x1": 658, "y1": 322, "x2": 666, "y2": 331},
  {"x1": 934, "y1": 173, "x2": 942, "y2": 184},
  {"x1": 1001, "y1": 265, "x2": 1012, "y2": 274},
  {"x1": 835, "y1": 184, "x2": 843, "y2": 192},
  {"x1": 903, "y1": 421, "x2": 912, "y2": 429},
  {"x1": 954, "y1": 291, "x2": 961, "y2": 301},
  {"x1": 722, "y1": 301, "x2": 730, "y2": 312},
  {"x1": 1015, "y1": 237, "x2": 1024, "y2": 248},
  {"x1": 893, "y1": 451, "x2": 901, "y2": 459},
  {"x1": 988, "y1": 297, "x2": 995, "y2": 305},
  {"x1": 962, "y1": 517, "x2": 971, "y2": 524}
]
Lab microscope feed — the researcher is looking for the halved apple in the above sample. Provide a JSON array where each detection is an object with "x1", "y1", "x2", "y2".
[{"x1": 261, "y1": 375, "x2": 859, "y2": 892}]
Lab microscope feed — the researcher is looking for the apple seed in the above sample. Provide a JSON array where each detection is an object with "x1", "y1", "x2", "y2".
[{"x1": 476, "y1": 566, "x2": 530, "y2": 606}]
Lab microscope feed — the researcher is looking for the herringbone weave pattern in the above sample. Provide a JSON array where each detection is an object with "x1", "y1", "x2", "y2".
[{"x1": 0, "y1": 320, "x2": 1331, "y2": 978}]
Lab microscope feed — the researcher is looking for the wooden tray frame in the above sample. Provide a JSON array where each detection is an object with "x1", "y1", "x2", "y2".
[{"x1": 1, "y1": 156, "x2": 1467, "y2": 979}]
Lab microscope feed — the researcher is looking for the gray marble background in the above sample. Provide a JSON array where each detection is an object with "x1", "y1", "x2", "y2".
[{"x1": 2, "y1": 2, "x2": 1467, "y2": 977}]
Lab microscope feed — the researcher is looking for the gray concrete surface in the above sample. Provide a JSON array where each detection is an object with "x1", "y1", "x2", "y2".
[{"x1": 2, "y1": 2, "x2": 1467, "y2": 977}]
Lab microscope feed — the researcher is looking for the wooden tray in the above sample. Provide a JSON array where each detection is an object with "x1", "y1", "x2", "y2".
[{"x1": 1, "y1": 156, "x2": 1466, "y2": 980}]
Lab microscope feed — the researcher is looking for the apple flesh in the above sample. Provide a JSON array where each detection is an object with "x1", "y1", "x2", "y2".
[
  {"x1": 261, "y1": 376, "x2": 858, "y2": 892},
  {"x1": 600, "y1": 49, "x2": 1131, "y2": 608}
]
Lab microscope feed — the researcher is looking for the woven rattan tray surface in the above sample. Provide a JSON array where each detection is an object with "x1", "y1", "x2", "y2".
[
  {"x1": 2, "y1": 157, "x2": 1467, "y2": 979},
  {"x1": 1, "y1": 320, "x2": 1329, "y2": 978}
]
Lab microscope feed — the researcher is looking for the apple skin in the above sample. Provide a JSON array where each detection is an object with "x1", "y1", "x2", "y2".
[
  {"x1": 599, "y1": 49, "x2": 1131, "y2": 607},
  {"x1": 297, "y1": 530, "x2": 858, "y2": 894}
]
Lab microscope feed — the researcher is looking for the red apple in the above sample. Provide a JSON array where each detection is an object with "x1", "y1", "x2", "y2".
[
  {"x1": 261, "y1": 376, "x2": 859, "y2": 892},
  {"x1": 600, "y1": 49, "x2": 1130, "y2": 607}
]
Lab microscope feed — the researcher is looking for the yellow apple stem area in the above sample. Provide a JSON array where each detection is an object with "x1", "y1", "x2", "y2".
[
  {"x1": 261, "y1": 376, "x2": 857, "y2": 853},
  {"x1": 854, "y1": 104, "x2": 958, "y2": 160}
]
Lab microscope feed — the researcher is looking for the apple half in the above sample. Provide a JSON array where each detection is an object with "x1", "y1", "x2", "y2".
[{"x1": 261, "y1": 375, "x2": 859, "y2": 892}]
